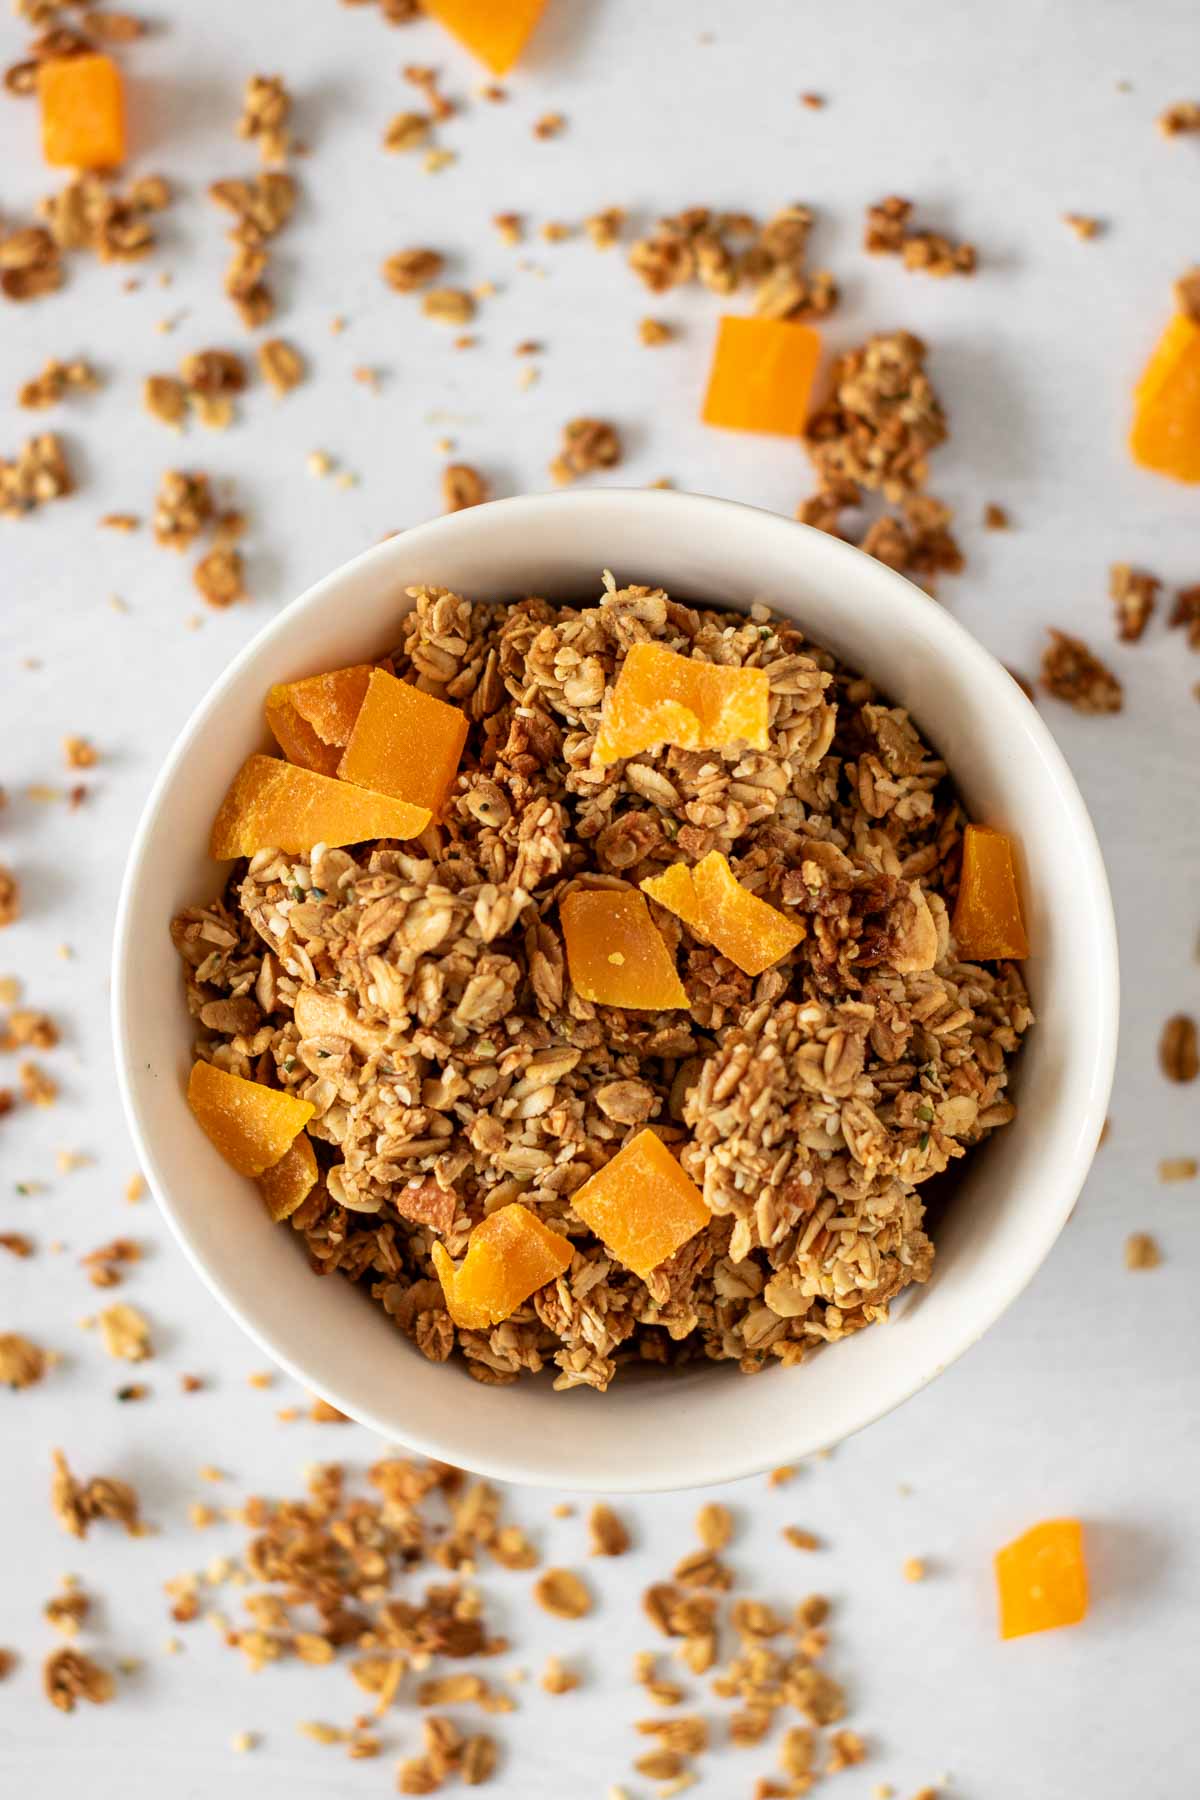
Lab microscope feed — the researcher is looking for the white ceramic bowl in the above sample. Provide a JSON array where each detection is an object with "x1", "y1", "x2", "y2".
[{"x1": 112, "y1": 490, "x2": 1118, "y2": 1492}]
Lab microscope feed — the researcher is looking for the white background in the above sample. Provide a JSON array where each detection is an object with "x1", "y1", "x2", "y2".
[{"x1": 2, "y1": 1, "x2": 1199, "y2": 1794}]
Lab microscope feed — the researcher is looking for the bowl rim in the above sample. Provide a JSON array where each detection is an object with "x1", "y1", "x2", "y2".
[{"x1": 111, "y1": 488, "x2": 1119, "y2": 1489}]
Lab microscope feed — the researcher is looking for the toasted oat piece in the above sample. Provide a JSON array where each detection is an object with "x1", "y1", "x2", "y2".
[{"x1": 1040, "y1": 630, "x2": 1123, "y2": 713}]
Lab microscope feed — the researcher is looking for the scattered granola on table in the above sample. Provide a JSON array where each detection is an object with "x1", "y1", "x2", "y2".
[
  {"x1": 1109, "y1": 563, "x2": 1159, "y2": 642},
  {"x1": 1040, "y1": 630, "x2": 1123, "y2": 713},
  {"x1": 175, "y1": 575, "x2": 1031, "y2": 1392},
  {"x1": 1159, "y1": 1014, "x2": 1198, "y2": 1083},
  {"x1": 1124, "y1": 1231, "x2": 1161, "y2": 1271},
  {"x1": 863, "y1": 196, "x2": 977, "y2": 276},
  {"x1": 43, "y1": 1646, "x2": 115, "y2": 1712},
  {"x1": 0, "y1": 1332, "x2": 50, "y2": 1389}
]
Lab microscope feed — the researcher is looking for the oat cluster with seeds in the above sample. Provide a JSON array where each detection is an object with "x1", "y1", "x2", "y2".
[{"x1": 175, "y1": 576, "x2": 1031, "y2": 1392}]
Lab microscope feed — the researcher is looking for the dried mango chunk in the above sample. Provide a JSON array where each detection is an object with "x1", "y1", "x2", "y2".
[
  {"x1": 1129, "y1": 313, "x2": 1200, "y2": 483},
  {"x1": 642, "y1": 851, "x2": 803, "y2": 977},
  {"x1": 431, "y1": 1203, "x2": 573, "y2": 1331},
  {"x1": 594, "y1": 642, "x2": 769, "y2": 766},
  {"x1": 265, "y1": 663, "x2": 373, "y2": 775},
  {"x1": 39, "y1": 54, "x2": 125, "y2": 171},
  {"x1": 571, "y1": 1129, "x2": 710, "y2": 1280},
  {"x1": 339, "y1": 668, "x2": 468, "y2": 816},
  {"x1": 951, "y1": 824, "x2": 1029, "y2": 960},
  {"x1": 187, "y1": 1060, "x2": 314, "y2": 1178},
  {"x1": 259, "y1": 1132, "x2": 318, "y2": 1222},
  {"x1": 995, "y1": 1519, "x2": 1088, "y2": 1640},
  {"x1": 420, "y1": 0, "x2": 549, "y2": 75},
  {"x1": 209, "y1": 754, "x2": 431, "y2": 859},
  {"x1": 702, "y1": 315, "x2": 822, "y2": 437},
  {"x1": 561, "y1": 888, "x2": 687, "y2": 1010}
]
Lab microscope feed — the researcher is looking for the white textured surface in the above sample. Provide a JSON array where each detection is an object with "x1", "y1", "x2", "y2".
[{"x1": 1, "y1": 1, "x2": 1198, "y2": 1794}]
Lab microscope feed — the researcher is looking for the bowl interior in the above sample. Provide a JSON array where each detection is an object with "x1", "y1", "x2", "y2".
[{"x1": 113, "y1": 491, "x2": 1116, "y2": 1491}]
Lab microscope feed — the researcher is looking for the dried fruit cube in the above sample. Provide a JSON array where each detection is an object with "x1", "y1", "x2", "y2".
[
  {"x1": 431, "y1": 1203, "x2": 573, "y2": 1331},
  {"x1": 1129, "y1": 313, "x2": 1200, "y2": 484},
  {"x1": 209, "y1": 754, "x2": 431, "y2": 858},
  {"x1": 570, "y1": 1129, "x2": 710, "y2": 1280},
  {"x1": 642, "y1": 851, "x2": 803, "y2": 976},
  {"x1": 187, "y1": 1061, "x2": 314, "y2": 1178},
  {"x1": 265, "y1": 663, "x2": 373, "y2": 775},
  {"x1": 420, "y1": 0, "x2": 549, "y2": 75},
  {"x1": 39, "y1": 54, "x2": 125, "y2": 171},
  {"x1": 594, "y1": 642, "x2": 769, "y2": 766},
  {"x1": 951, "y1": 824, "x2": 1029, "y2": 960},
  {"x1": 702, "y1": 315, "x2": 822, "y2": 437},
  {"x1": 258, "y1": 1132, "x2": 317, "y2": 1222},
  {"x1": 561, "y1": 888, "x2": 687, "y2": 1010},
  {"x1": 995, "y1": 1519, "x2": 1088, "y2": 1639},
  {"x1": 338, "y1": 668, "x2": 468, "y2": 816}
]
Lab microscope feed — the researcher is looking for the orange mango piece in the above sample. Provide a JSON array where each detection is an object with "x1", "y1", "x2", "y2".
[
  {"x1": 258, "y1": 1132, "x2": 318, "y2": 1222},
  {"x1": 951, "y1": 824, "x2": 1029, "y2": 961},
  {"x1": 420, "y1": 0, "x2": 549, "y2": 75},
  {"x1": 594, "y1": 642, "x2": 770, "y2": 766},
  {"x1": 431, "y1": 1202, "x2": 573, "y2": 1331},
  {"x1": 702, "y1": 314, "x2": 822, "y2": 437},
  {"x1": 561, "y1": 888, "x2": 687, "y2": 1010},
  {"x1": 265, "y1": 663, "x2": 373, "y2": 775},
  {"x1": 38, "y1": 53, "x2": 125, "y2": 171},
  {"x1": 995, "y1": 1519, "x2": 1088, "y2": 1640},
  {"x1": 642, "y1": 851, "x2": 803, "y2": 977},
  {"x1": 338, "y1": 668, "x2": 468, "y2": 816},
  {"x1": 571, "y1": 1129, "x2": 710, "y2": 1280},
  {"x1": 1129, "y1": 313, "x2": 1200, "y2": 483},
  {"x1": 187, "y1": 1060, "x2": 315, "y2": 1178},
  {"x1": 209, "y1": 754, "x2": 431, "y2": 859}
]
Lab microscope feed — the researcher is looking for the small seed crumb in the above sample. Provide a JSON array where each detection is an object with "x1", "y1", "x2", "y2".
[
  {"x1": 902, "y1": 1556, "x2": 926, "y2": 1582},
  {"x1": 783, "y1": 1526, "x2": 820, "y2": 1551},
  {"x1": 1125, "y1": 1231, "x2": 1161, "y2": 1271},
  {"x1": 1158, "y1": 1157, "x2": 1197, "y2": 1183},
  {"x1": 1062, "y1": 212, "x2": 1102, "y2": 240}
]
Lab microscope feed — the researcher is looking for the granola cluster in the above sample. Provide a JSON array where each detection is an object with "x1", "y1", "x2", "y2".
[
  {"x1": 175, "y1": 579, "x2": 1030, "y2": 1393},
  {"x1": 629, "y1": 203, "x2": 838, "y2": 322}
]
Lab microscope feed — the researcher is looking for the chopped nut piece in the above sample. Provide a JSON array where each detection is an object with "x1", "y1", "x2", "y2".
[
  {"x1": 589, "y1": 1503, "x2": 631, "y2": 1556},
  {"x1": 383, "y1": 110, "x2": 430, "y2": 151},
  {"x1": 383, "y1": 247, "x2": 445, "y2": 291},
  {"x1": 0, "y1": 1333, "x2": 48, "y2": 1388},
  {"x1": 1160, "y1": 1015, "x2": 1198, "y2": 1083},
  {"x1": 549, "y1": 416, "x2": 621, "y2": 482},
  {"x1": 258, "y1": 337, "x2": 305, "y2": 395},
  {"x1": 43, "y1": 1647, "x2": 114, "y2": 1712},
  {"x1": 1040, "y1": 630, "x2": 1123, "y2": 713},
  {"x1": 533, "y1": 1567, "x2": 592, "y2": 1619},
  {"x1": 422, "y1": 286, "x2": 476, "y2": 325},
  {"x1": 1125, "y1": 1232, "x2": 1161, "y2": 1270},
  {"x1": 442, "y1": 463, "x2": 488, "y2": 512},
  {"x1": 1158, "y1": 100, "x2": 1200, "y2": 136},
  {"x1": 97, "y1": 1302, "x2": 152, "y2": 1361},
  {"x1": 1109, "y1": 563, "x2": 1159, "y2": 642}
]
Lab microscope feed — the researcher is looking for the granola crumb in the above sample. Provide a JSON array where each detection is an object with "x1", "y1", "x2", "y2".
[
  {"x1": 0, "y1": 868, "x2": 20, "y2": 928},
  {"x1": 306, "y1": 450, "x2": 333, "y2": 478},
  {"x1": 1159, "y1": 1014, "x2": 1198, "y2": 1083},
  {"x1": 863, "y1": 196, "x2": 976, "y2": 276},
  {"x1": 19, "y1": 1059, "x2": 58, "y2": 1106},
  {"x1": 0, "y1": 431, "x2": 73, "y2": 517},
  {"x1": 585, "y1": 207, "x2": 625, "y2": 250},
  {"x1": 231, "y1": 1731, "x2": 257, "y2": 1753},
  {"x1": 51, "y1": 1449, "x2": 142, "y2": 1538},
  {"x1": 638, "y1": 316, "x2": 674, "y2": 346},
  {"x1": 1125, "y1": 1231, "x2": 1161, "y2": 1271},
  {"x1": 62, "y1": 736, "x2": 98, "y2": 770},
  {"x1": 695, "y1": 1503, "x2": 733, "y2": 1551},
  {"x1": 549, "y1": 417, "x2": 621, "y2": 483},
  {"x1": 422, "y1": 286, "x2": 476, "y2": 326},
  {"x1": 983, "y1": 502, "x2": 1010, "y2": 529},
  {"x1": 43, "y1": 1647, "x2": 114, "y2": 1713},
  {"x1": 589, "y1": 1503, "x2": 631, "y2": 1556},
  {"x1": 258, "y1": 337, "x2": 305, "y2": 396},
  {"x1": 769, "y1": 1466, "x2": 798, "y2": 1487},
  {"x1": 100, "y1": 512, "x2": 139, "y2": 531},
  {"x1": 0, "y1": 1333, "x2": 48, "y2": 1389},
  {"x1": 96, "y1": 1302, "x2": 152, "y2": 1362},
  {"x1": 1062, "y1": 212, "x2": 1102, "y2": 240},
  {"x1": 1158, "y1": 100, "x2": 1200, "y2": 136},
  {"x1": 1109, "y1": 563, "x2": 1159, "y2": 642},
  {"x1": 902, "y1": 1557, "x2": 927, "y2": 1582},
  {"x1": 800, "y1": 91, "x2": 826, "y2": 108},
  {"x1": 1040, "y1": 629, "x2": 1123, "y2": 713},
  {"x1": 533, "y1": 1568, "x2": 592, "y2": 1619},
  {"x1": 540, "y1": 1654, "x2": 580, "y2": 1694},
  {"x1": 533, "y1": 111, "x2": 565, "y2": 139},
  {"x1": 194, "y1": 545, "x2": 247, "y2": 608},
  {"x1": 125, "y1": 1173, "x2": 146, "y2": 1204},
  {"x1": 442, "y1": 463, "x2": 488, "y2": 513},
  {"x1": 492, "y1": 212, "x2": 523, "y2": 246},
  {"x1": 18, "y1": 357, "x2": 98, "y2": 410},
  {"x1": 783, "y1": 1527, "x2": 820, "y2": 1552},
  {"x1": 1158, "y1": 1157, "x2": 1197, "y2": 1182},
  {"x1": 247, "y1": 1369, "x2": 274, "y2": 1388}
]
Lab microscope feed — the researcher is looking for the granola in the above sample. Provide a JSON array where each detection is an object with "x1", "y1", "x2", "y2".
[
  {"x1": 863, "y1": 197, "x2": 976, "y2": 277},
  {"x1": 174, "y1": 578, "x2": 1030, "y2": 1392},
  {"x1": 1040, "y1": 630, "x2": 1123, "y2": 713}
]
